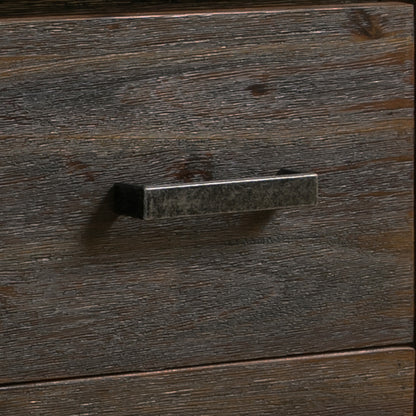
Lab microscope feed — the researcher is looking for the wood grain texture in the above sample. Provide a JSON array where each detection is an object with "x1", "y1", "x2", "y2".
[
  {"x1": 0, "y1": 348, "x2": 414, "y2": 415},
  {"x1": 0, "y1": 4, "x2": 413, "y2": 383},
  {"x1": 0, "y1": 4, "x2": 413, "y2": 140},
  {"x1": 0, "y1": 1, "x2": 397, "y2": 18}
]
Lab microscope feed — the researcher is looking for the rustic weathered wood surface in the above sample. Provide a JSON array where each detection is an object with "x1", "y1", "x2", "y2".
[
  {"x1": 0, "y1": 4, "x2": 413, "y2": 383},
  {"x1": 0, "y1": 348, "x2": 414, "y2": 415},
  {"x1": 0, "y1": 1, "x2": 401, "y2": 18}
]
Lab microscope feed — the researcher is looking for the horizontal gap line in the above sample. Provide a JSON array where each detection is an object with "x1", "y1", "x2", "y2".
[{"x1": 0, "y1": 342, "x2": 413, "y2": 389}]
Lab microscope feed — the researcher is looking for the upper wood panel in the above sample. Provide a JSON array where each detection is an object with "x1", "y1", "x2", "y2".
[
  {"x1": 0, "y1": 348, "x2": 414, "y2": 415},
  {"x1": 0, "y1": 1, "x2": 406, "y2": 18},
  {"x1": 0, "y1": 4, "x2": 413, "y2": 383},
  {"x1": 0, "y1": 3, "x2": 413, "y2": 141}
]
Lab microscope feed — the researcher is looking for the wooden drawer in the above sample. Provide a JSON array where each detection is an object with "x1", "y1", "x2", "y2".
[{"x1": 0, "y1": 1, "x2": 413, "y2": 403}]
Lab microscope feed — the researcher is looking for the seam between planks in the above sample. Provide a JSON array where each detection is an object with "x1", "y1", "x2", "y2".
[{"x1": 0, "y1": 343, "x2": 413, "y2": 390}]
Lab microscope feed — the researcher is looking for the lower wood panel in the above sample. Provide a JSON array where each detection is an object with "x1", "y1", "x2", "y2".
[{"x1": 0, "y1": 348, "x2": 413, "y2": 415}]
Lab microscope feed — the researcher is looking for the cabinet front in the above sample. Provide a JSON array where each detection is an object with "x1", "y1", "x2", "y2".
[{"x1": 0, "y1": 5, "x2": 413, "y2": 411}]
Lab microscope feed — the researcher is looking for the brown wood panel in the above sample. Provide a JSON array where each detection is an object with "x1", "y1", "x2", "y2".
[
  {"x1": 0, "y1": 4, "x2": 413, "y2": 383},
  {"x1": 0, "y1": 1, "x2": 400, "y2": 18},
  {"x1": 0, "y1": 348, "x2": 414, "y2": 415},
  {"x1": 0, "y1": 3, "x2": 413, "y2": 141}
]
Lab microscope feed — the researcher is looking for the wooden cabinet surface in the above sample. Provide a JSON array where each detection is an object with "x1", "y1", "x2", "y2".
[
  {"x1": 0, "y1": 1, "x2": 414, "y2": 414},
  {"x1": 1, "y1": 348, "x2": 414, "y2": 415}
]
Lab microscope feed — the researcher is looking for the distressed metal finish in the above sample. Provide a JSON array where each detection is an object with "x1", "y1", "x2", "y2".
[{"x1": 114, "y1": 173, "x2": 318, "y2": 219}]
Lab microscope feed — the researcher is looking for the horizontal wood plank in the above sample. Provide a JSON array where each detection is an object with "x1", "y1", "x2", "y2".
[
  {"x1": 0, "y1": 4, "x2": 413, "y2": 383},
  {"x1": 0, "y1": 348, "x2": 414, "y2": 415},
  {"x1": 0, "y1": 4, "x2": 413, "y2": 141},
  {"x1": 0, "y1": 1, "x2": 402, "y2": 18}
]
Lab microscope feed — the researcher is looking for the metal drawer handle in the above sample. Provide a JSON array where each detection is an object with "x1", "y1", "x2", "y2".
[{"x1": 113, "y1": 171, "x2": 317, "y2": 220}]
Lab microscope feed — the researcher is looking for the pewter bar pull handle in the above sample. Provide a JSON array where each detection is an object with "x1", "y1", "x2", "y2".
[{"x1": 113, "y1": 172, "x2": 317, "y2": 220}]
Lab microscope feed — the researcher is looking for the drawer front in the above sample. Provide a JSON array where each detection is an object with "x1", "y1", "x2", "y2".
[
  {"x1": 0, "y1": 4, "x2": 413, "y2": 383},
  {"x1": 0, "y1": 348, "x2": 414, "y2": 415}
]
